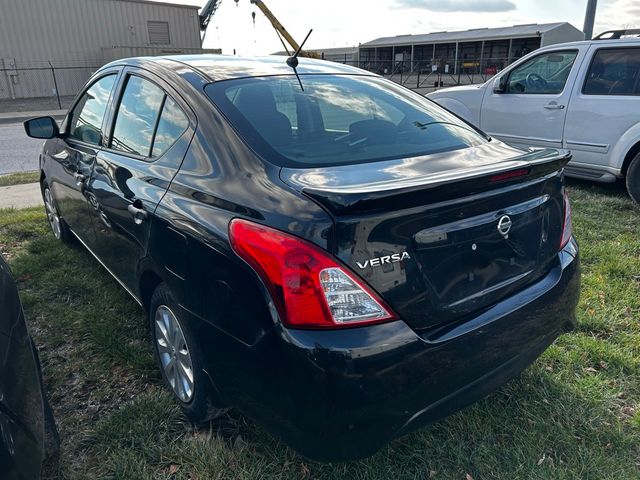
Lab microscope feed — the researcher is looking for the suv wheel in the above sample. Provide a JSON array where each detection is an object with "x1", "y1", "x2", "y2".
[
  {"x1": 150, "y1": 283, "x2": 226, "y2": 423},
  {"x1": 626, "y1": 152, "x2": 640, "y2": 206},
  {"x1": 42, "y1": 182, "x2": 72, "y2": 243}
]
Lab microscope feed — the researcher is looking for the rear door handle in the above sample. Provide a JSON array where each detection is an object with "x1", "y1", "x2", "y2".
[
  {"x1": 127, "y1": 202, "x2": 148, "y2": 225},
  {"x1": 544, "y1": 103, "x2": 565, "y2": 110}
]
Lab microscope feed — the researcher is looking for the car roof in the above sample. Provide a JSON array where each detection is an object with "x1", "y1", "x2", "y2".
[
  {"x1": 102, "y1": 54, "x2": 373, "y2": 83},
  {"x1": 539, "y1": 37, "x2": 640, "y2": 49}
]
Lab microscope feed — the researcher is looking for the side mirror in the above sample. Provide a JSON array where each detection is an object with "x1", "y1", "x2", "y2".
[
  {"x1": 493, "y1": 75, "x2": 508, "y2": 94},
  {"x1": 24, "y1": 116, "x2": 59, "y2": 139}
]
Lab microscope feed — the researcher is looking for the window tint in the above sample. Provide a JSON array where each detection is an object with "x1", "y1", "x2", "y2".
[
  {"x1": 506, "y1": 51, "x2": 578, "y2": 94},
  {"x1": 68, "y1": 75, "x2": 117, "y2": 145},
  {"x1": 207, "y1": 75, "x2": 487, "y2": 168},
  {"x1": 111, "y1": 76, "x2": 165, "y2": 156},
  {"x1": 584, "y1": 48, "x2": 640, "y2": 95},
  {"x1": 151, "y1": 97, "x2": 189, "y2": 157},
  {"x1": 317, "y1": 94, "x2": 405, "y2": 132}
]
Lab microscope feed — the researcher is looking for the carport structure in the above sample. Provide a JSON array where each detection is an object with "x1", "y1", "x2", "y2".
[{"x1": 358, "y1": 22, "x2": 584, "y2": 88}]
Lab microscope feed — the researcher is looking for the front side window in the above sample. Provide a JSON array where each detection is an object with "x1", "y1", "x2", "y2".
[
  {"x1": 206, "y1": 75, "x2": 487, "y2": 167},
  {"x1": 583, "y1": 48, "x2": 640, "y2": 96},
  {"x1": 68, "y1": 74, "x2": 117, "y2": 145},
  {"x1": 505, "y1": 51, "x2": 578, "y2": 94},
  {"x1": 111, "y1": 76, "x2": 165, "y2": 156}
]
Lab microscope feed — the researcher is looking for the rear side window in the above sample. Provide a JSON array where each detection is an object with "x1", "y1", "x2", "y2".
[
  {"x1": 205, "y1": 75, "x2": 487, "y2": 168},
  {"x1": 68, "y1": 74, "x2": 117, "y2": 145},
  {"x1": 583, "y1": 48, "x2": 640, "y2": 95},
  {"x1": 111, "y1": 76, "x2": 165, "y2": 156},
  {"x1": 151, "y1": 97, "x2": 189, "y2": 157},
  {"x1": 505, "y1": 50, "x2": 578, "y2": 94},
  {"x1": 110, "y1": 76, "x2": 189, "y2": 158}
]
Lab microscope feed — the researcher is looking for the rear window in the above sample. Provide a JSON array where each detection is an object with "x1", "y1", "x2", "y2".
[{"x1": 205, "y1": 75, "x2": 487, "y2": 168}]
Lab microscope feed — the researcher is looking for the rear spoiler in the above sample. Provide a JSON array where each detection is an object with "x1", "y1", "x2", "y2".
[{"x1": 302, "y1": 150, "x2": 571, "y2": 215}]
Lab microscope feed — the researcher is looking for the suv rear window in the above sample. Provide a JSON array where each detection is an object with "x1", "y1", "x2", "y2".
[
  {"x1": 583, "y1": 47, "x2": 640, "y2": 96},
  {"x1": 205, "y1": 75, "x2": 487, "y2": 168}
]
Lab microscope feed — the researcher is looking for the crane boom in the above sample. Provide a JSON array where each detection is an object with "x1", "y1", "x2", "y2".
[
  {"x1": 250, "y1": 0, "x2": 300, "y2": 52},
  {"x1": 199, "y1": 0, "x2": 224, "y2": 31},
  {"x1": 199, "y1": 0, "x2": 318, "y2": 58}
]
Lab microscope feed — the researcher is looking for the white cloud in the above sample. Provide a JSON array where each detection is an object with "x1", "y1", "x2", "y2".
[
  {"x1": 394, "y1": 0, "x2": 516, "y2": 12},
  {"x1": 595, "y1": 0, "x2": 640, "y2": 33}
]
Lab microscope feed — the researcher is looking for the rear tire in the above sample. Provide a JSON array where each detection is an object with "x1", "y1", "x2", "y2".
[
  {"x1": 149, "y1": 283, "x2": 226, "y2": 423},
  {"x1": 42, "y1": 181, "x2": 73, "y2": 244},
  {"x1": 626, "y1": 153, "x2": 640, "y2": 206}
]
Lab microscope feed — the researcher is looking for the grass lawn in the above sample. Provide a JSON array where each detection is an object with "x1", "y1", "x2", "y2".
[
  {"x1": 0, "y1": 179, "x2": 638, "y2": 479},
  {"x1": 0, "y1": 170, "x2": 40, "y2": 187}
]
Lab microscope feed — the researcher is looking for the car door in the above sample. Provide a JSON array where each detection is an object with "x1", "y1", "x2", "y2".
[
  {"x1": 85, "y1": 69, "x2": 193, "y2": 293},
  {"x1": 480, "y1": 49, "x2": 584, "y2": 150},
  {"x1": 46, "y1": 72, "x2": 120, "y2": 243},
  {"x1": 564, "y1": 45, "x2": 640, "y2": 173}
]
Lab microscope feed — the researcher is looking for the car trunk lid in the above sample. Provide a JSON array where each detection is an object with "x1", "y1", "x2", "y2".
[{"x1": 280, "y1": 142, "x2": 571, "y2": 330}]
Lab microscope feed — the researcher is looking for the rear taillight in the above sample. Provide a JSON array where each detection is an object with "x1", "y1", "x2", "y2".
[
  {"x1": 229, "y1": 219, "x2": 397, "y2": 329},
  {"x1": 560, "y1": 190, "x2": 573, "y2": 249}
]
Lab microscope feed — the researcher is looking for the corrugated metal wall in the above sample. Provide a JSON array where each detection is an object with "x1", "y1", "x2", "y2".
[
  {"x1": 0, "y1": 0, "x2": 203, "y2": 67},
  {"x1": 541, "y1": 24, "x2": 585, "y2": 47}
]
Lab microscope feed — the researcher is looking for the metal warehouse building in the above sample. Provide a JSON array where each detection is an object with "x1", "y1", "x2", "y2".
[
  {"x1": 272, "y1": 46, "x2": 359, "y2": 63},
  {"x1": 311, "y1": 47, "x2": 359, "y2": 63},
  {"x1": 0, "y1": 0, "x2": 217, "y2": 102},
  {"x1": 359, "y1": 22, "x2": 584, "y2": 75}
]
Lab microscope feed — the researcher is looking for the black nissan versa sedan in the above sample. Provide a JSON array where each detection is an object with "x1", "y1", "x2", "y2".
[
  {"x1": 0, "y1": 255, "x2": 59, "y2": 478},
  {"x1": 24, "y1": 55, "x2": 580, "y2": 461}
]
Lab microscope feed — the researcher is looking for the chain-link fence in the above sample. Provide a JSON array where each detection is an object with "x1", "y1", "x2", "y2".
[
  {"x1": 334, "y1": 57, "x2": 513, "y2": 94},
  {"x1": 0, "y1": 55, "x2": 515, "y2": 114},
  {"x1": 0, "y1": 60, "x2": 100, "y2": 113}
]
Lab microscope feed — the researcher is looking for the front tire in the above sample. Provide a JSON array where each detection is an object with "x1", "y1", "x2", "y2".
[
  {"x1": 626, "y1": 153, "x2": 640, "y2": 206},
  {"x1": 42, "y1": 181, "x2": 72, "y2": 244},
  {"x1": 150, "y1": 283, "x2": 226, "y2": 423}
]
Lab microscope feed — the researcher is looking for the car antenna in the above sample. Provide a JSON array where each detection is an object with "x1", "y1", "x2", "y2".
[{"x1": 286, "y1": 28, "x2": 312, "y2": 91}]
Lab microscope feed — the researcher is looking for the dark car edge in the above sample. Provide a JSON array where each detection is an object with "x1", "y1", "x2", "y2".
[
  {"x1": 0, "y1": 255, "x2": 59, "y2": 478},
  {"x1": 24, "y1": 55, "x2": 579, "y2": 461}
]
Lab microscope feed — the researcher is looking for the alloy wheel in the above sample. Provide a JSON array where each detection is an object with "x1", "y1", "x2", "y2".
[
  {"x1": 155, "y1": 305, "x2": 194, "y2": 403},
  {"x1": 44, "y1": 188, "x2": 62, "y2": 240}
]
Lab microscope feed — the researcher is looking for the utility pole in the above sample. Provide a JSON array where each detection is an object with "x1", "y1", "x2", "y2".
[{"x1": 583, "y1": 0, "x2": 598, "y2": 40}]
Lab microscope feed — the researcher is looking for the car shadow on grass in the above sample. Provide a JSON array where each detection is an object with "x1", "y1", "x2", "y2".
[
  {"x1": 566, "y1": 177, "x2": 629, "y2": 200},
  {"x1": 42, "y1": 357, "x2": 635, "y2": 479}
]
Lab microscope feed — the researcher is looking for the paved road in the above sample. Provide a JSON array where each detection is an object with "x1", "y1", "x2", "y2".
[{"x1": 0, "y1": 123, "x2": 43, "y2": 174}]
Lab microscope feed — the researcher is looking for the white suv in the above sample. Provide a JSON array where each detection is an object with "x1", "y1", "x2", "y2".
[{"x1": 428, "y1": 29, "x2": 640, "y2": 204}]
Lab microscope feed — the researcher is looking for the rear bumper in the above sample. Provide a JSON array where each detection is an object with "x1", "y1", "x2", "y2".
[{"x1": 210, "y1": 239, "x2": 580, "y2": 461}]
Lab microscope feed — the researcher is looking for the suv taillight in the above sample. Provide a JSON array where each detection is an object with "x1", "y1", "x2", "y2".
[
  {"x1": 560, "y1": 190, "x2": 573, "y2": 249},
  {"x1": 229, "y1": 219, "x2": 397, "y2": 329}
]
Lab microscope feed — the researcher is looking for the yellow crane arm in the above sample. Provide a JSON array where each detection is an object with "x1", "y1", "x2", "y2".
[
  {"x1": 249, "y1": 0, "x2": 318, "y2": 57},
  {"x1": 250, "y1": 0, "x2": 300, "y2": 52}
]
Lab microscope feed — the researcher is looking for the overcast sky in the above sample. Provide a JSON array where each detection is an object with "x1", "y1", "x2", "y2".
[{"x1": 157, "y1": 0, "x2": 639, "y2": 55}]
